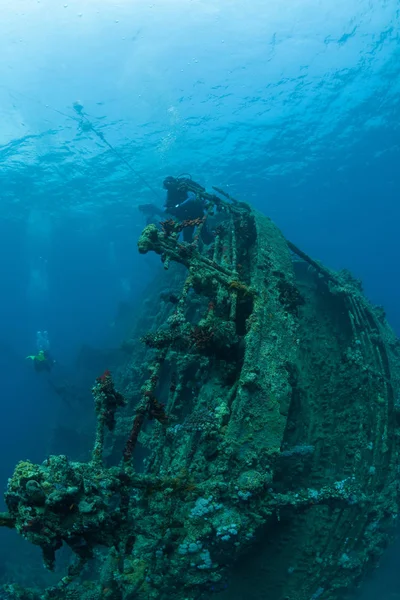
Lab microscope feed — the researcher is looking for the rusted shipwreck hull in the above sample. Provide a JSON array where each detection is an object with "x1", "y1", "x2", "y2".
[{"x1": 2, "y1": 180, "x2": 400, "y2": 600}]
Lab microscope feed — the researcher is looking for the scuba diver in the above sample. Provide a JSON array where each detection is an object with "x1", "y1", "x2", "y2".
[
  {"x1": 26, "y1": 349, "x2": 55, "y2": 373},
  {"x1": 139, "y1": 175, "x2": 213, "y2": 244},
  {"x1": 26, "y1": 331, "x2": 77, "y2": 407},
  {"x1": 26, "y1": 330, "x2": 55, "y2": 373}
]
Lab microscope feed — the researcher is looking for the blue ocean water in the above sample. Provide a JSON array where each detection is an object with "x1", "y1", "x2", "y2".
[{"x1": 0, "y1": 0, "x2": 399, "y2": 596}]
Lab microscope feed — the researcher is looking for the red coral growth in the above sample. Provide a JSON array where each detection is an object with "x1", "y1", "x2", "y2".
[
  {"x1": 96, "y1": 369, "x2": 111, "y2": 383},
  {"x1": 161, "y1": 217, "x2": 204, "y2": 238},
  {"x1": 123, "y1": 392, "x2": 168, "y2": 462},
  {"x1": 180, "y1": 217, "x2": 204, "y2": 230},
  {"x1": 160, "y1": 219, "x2": 177, "y2": 237},
  {"x1": 94, "y1": 370, "x2": 125, "y2": 431},
  {"x1": 123, "y1": 406, "x2": 147, "y2": 462},
  {"x1": 148, "y1": 395, "x2": 168, "y2": 425},
  {"x1": 190, "y1": 325, "x2": 214, "y2": 351}
]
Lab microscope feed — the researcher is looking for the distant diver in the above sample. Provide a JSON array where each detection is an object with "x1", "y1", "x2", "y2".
[
  {"x1": 26, "y1": 349, "x2": 55, "y2": 373},
  {"x1": 138, "y1": 174, "x2": 213, "y2": 243},
  {"x1": 26, "y1": 330, "x2": 55, "y2": 373},
  {"x1": 26, "y1": 331, "x2": 77, "y2": 407}
]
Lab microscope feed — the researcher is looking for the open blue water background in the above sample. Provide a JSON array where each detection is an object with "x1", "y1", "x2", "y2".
[{"x1": 0, "y1": 0, "x2": 399, "y2": 595}]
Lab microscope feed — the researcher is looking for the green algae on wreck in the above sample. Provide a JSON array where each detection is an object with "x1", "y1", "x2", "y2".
[{"x1": 1, "y1": 177, "x2": 400, "y2": 600}]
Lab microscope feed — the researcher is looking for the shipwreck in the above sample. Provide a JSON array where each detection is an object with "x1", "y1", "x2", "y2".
[{"x1": 1, "y1": 176, "x2": 400, "y2": 600}]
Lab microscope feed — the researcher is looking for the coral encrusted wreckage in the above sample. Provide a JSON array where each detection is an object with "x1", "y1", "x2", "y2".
[{"x1": 1, "y1": 177, "x2": 400, "y2": 600}]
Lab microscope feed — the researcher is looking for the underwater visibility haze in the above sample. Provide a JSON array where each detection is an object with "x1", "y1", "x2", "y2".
[{"x1": 0, "y1": 1, "x2": 400, "y2": 599}]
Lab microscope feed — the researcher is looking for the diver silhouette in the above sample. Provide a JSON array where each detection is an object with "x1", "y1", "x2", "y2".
[
  {"x1": 139, "y1": 175, "x2": 213, "y2": 244},
  {"x1": 26, "y1": 331, "x2": 55, "y2": 373},
  {"x1": 26, "y1": 349, "x2": 55, "y2": 373}
]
